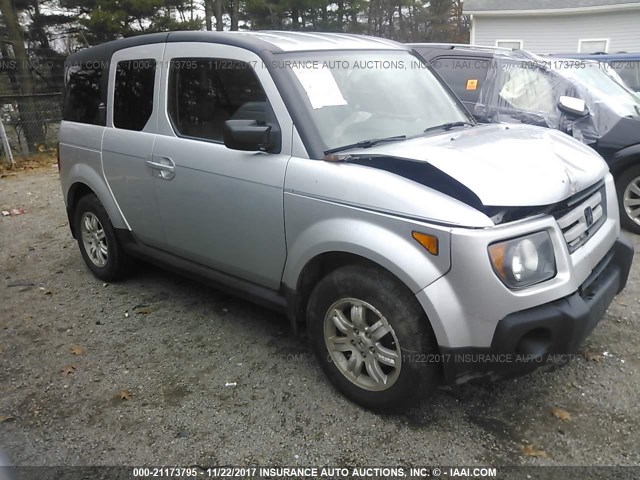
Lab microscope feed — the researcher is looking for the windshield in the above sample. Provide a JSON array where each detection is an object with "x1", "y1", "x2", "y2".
[
  {"x1": 552, "y1": 61, "x2": 640, "y2": 117},
  {"x1": 608, "y1": 60, "x2": 640, "y2": 92},
  {"x1": 280, "y1": 50, "x2": 472, "y2": 152}
]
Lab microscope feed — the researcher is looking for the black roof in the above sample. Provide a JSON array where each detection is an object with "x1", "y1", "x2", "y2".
[
  {"x1": 409, "y1": 43, "x2": 543, "y2": 63},
  {"x1": 66, "y1": 32, "x2": 170, "y2": 65},
  {"x1": 66, "y1": 31, "x2": 405, "y2": 66}
]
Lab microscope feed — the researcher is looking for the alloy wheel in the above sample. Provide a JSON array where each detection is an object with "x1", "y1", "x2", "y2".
[{"x1": 323, "y1": 298, "x2": 402, "y2": 391}]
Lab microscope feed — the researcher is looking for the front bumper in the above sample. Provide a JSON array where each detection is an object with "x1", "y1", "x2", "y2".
[{"x1": 440, "y1": 234, "x2": 634, "y2": 385}]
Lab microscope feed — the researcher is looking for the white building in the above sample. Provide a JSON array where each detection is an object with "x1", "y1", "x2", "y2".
[{"x1": 465, "y1": 0, "x2": 640, "y2": 53}]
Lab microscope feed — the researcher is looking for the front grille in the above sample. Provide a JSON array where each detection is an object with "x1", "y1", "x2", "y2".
[{"x1": 556, "y1": 185, "x2": 607, "y2": 253}]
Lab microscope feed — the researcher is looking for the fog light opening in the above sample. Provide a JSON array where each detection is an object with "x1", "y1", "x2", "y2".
[{"x1": 515, "y1": 328, "x2": 552, "y2": 361}]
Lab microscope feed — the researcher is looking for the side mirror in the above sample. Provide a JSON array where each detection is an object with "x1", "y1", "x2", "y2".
[
  {"x1": 558, "y1": 96, "x2": 588, "y2": 117},
  {"x1": 223, "y1": 120, "x2": 272, "y2": 152}
]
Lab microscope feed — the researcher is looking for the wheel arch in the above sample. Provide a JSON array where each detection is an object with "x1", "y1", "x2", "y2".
[
  {"x1": 608, "y1": 144, "x2": 640, "y2": 178},
  {"x1": 64, "y1": 163, "x2": 129, "y2": 237},
  {"x1": 284, "y1": 242, "x2": 448, "y2": 341},
  {"x1": 286, "y1": 251, "x2": 395, "y2": 328}
]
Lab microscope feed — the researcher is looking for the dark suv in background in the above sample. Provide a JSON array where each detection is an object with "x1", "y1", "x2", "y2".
[{"x1": 410, "y1": 43, "x2": 640, "y2": 233}]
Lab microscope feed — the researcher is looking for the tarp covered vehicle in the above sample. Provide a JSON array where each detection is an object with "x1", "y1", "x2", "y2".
[{"x1": 411, "y1": 44, "x2": 640, "y2": 233}]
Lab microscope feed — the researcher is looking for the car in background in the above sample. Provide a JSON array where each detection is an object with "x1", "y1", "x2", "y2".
[
  {"x1": 552, "y1": 53, "x2": 640, "y2": 93},
  {"x1": 410, "y1": 43, "x2": 640, "y2": 233}
]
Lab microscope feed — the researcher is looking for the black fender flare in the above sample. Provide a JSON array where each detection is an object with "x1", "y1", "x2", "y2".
[{"x1": 608, "y1": 143, "x2": 640, "y2": 177}]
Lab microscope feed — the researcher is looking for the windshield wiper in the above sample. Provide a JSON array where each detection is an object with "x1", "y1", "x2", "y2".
[
  {"x1": 423, "y1": 121, "x2": 475, "y2": 134},
  {"x1": 324, "y1": 135, "x2": 407, "y2": 155}
]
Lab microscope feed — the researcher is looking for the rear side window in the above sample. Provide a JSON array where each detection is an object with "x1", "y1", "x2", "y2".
[
  {"x1": 113, "y1": 59, "x2": 156, "y2": 131},
  {"x1": 431, "y1": 57, "x2": 491, "y2": 107},
  {"x1": 63, "y1": 63, "x2": 104, "y2": 125},
  {"x1": 167, "y1": 58, "x2": 267, "y2": 142}
]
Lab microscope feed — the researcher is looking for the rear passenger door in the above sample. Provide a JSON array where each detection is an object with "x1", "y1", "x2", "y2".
[
  {"x1": 103, "y1": 44, "x2": 166, "y2": 247},
  {"x1": 152, "y1": 43, "x2": 292, "y2": 290}
]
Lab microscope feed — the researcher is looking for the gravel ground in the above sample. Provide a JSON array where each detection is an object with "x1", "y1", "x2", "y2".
[{"x1": 1, "y1": 167, "x2": 640, "y2": 468}]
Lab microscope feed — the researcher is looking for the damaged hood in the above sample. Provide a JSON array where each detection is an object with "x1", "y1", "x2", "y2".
[{"x1": 348, "y1": 124, "x2": 608, "y2": 207}]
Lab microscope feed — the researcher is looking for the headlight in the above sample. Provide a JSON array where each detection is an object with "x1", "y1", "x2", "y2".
[{"x1": 488, "y1": 231, "x2": 556, "y2": 289}]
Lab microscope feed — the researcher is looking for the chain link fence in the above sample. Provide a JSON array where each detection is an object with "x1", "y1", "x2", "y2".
[
  {"x1": 0, "y1": 92, "x2": 63, "y2": 165},
  {"x1": 0, "y1": 54, "x2": 65, "y2": 166}
]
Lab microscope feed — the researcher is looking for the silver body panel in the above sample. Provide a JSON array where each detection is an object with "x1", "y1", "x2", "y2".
[
  {"x1": 102, "y1": 44, "x2": 166, "y2": 247},
  {"x1": 346, "y1": 124, "x2": 608, "y2": 207},
  {"x1": 59, "y1": 122, "x2": 130, "y2": 230},
  {"x1": 227, "y1": 30, "x2": 402, "y2": 51},
  {"x1": 149, "y1": 43, "x2": 291, "y2": 288},
  {"x1": 59, "y1": 31, "x2": 622, "y2": 355}
]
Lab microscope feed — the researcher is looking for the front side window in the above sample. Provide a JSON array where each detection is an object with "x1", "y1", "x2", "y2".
[
  {"x1": 113, "y1": 59, "x2": 156, "y2": 131},
  {"x1": 167, "y1": 58, "x2": 267, "y2": 142},
  {"x1": 281, "y1": 50, "x2": 471, "y2": 152},
  {"x1": 497, "y1": 63, "x2": 556, "y2": 115},
  {"x1": 63, "y1": 63, "x2": 104, "y2": 125}
]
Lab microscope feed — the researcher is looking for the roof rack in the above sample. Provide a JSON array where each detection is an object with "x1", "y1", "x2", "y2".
[{"x1": 409, "y1": 42, "x2": 514, "y2": 52}]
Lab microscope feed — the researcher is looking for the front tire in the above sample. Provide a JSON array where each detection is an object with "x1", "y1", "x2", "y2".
[
  {"x1": 306, "y1": 264, "x2": 441, "y2": 411},
  {"x1": 616, "y1": 164, "x2": 640, "y2": 234},
  {"x1": 74, "y1": 194, "x2": 133, "y2": 281}
]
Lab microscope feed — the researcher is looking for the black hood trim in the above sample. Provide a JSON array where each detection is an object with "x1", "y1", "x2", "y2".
[
  {"x1": 346, "y1": 154, "x2": 604, "y2": 225},
  {"x1": 347, "y1": 154, "x2": 486, "y2": 212}
]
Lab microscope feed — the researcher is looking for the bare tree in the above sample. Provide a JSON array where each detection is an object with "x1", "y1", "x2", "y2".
[
  {"x1": 204, "y1": 0, "x2": 213, "y2": 29},
  {"x1": 231, "y1": 0, "x2": 239, "y2": 30},
  {"x1": 215, "y1": 0, "x2": 224, "y2": 30},
  {"x1": 0, "y1": 0, "x2": 46, "y2": 153}
]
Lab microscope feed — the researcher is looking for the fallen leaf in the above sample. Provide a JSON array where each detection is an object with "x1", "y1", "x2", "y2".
[
  {"x1": 550, "y1": 407, "x2": 571, "y2": 421},
  {"x1": 70, "y1": 345, "x2": 85, "y2": 356},
  {"x1": 2, "y1": 208, "x2": 26, "y2": 216},
  {"x1": 584, "y1": 351, "x2": 604, "y2": 362},
  {"x1": 614, "y1": 297, "x2": 627, "y2": 307},
  {"x1": 0, "y1": 415, "x2": 15, "y2": 422},
  {"x1": 61, "y1": 365, "x2": 76, "y2": 376},
  {"x1": 135, "y1": 307, "x2": 155, "y2": 315},
  {"x1": 521, "y1": 445, "x2": 549, "y2": 458},
  {"x1": 118, "y1": 390, "x2": 132, "y2": 400}
]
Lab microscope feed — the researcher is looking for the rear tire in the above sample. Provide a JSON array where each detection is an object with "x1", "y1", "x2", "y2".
[
  {"x1": 74, "y1": 194, "x2": 133, "y2": 281},
  {"x1": 306, "y1": 264, "x2": 441, "y2": 411},
  {"x1": 616, "y1": 164, "x2": 640, "y2": 234}
]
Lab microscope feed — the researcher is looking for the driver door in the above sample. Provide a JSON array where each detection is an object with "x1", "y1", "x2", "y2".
[{"x1": 152, "y1": 43, "x2": 293, "y2": 289}]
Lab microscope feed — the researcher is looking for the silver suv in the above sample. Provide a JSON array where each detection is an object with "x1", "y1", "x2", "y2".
[{"x1": 59, "y1": 31, "x2": 633, "y2": 410}]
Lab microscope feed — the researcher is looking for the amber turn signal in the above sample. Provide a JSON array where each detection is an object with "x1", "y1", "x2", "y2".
[{"x1": 412, "y1": 232, "x2": 439, "y2": 256}]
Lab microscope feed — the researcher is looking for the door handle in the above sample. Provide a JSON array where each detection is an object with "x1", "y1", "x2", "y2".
[
  {"x1": 145, "y1": 160, "x2": 175, "y2": 172},
  {"x1": 146, "y1": 157, "x2": 176, "y2": 180}
]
